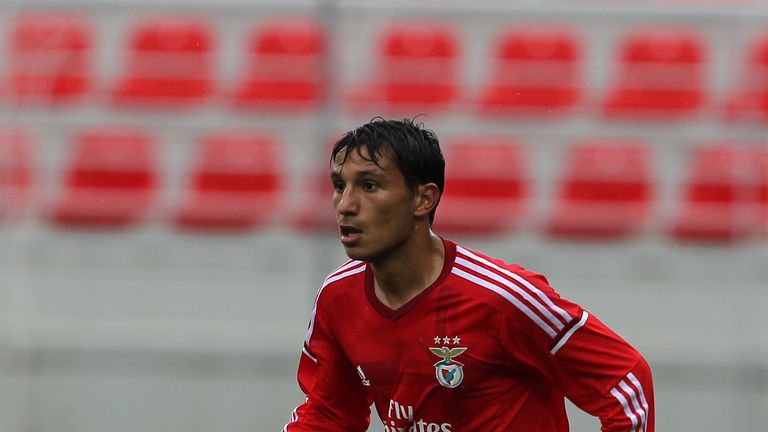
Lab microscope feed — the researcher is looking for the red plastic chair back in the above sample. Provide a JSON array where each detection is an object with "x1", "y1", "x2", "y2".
[
  {"x1": 234, "y1": 19, "x2": 326, "y2": 109},
  {"x1": 726, "y1": 35, "x2": 768, "y2": 120},
  {"x1": 113, "y1": 17, "x2": 214, "y2": 106},
  {"x1": 683, "y1": 146, "x2": 756, "y2": 204},
  {"x1": 445, "y1": 141, "x2": 527, "y2": 199},
  {"x1": 51, "y1": 129, "x2": 157, "y2": 227},
  {"x1": 480, "y1": 26, "x2": 581, "y2": 114},
  {"x1": 546, "y1": 140, "x2": 653, "y2": 239},
  {"x1": 174, "y1": 132, "x2": 281, "y2": 230},
  {"x1": 436, "y1": 138, "x2": 528, "y2": 234},
  {"x1": 191, "y1": 133, "x2": 279, "y2": 193},
  {"x1": 67, "y1": 130, "x2": 155, "y2": 190},
  {"x1": 670, "y1": 144, "x2": 761, "y2": 242},
  {"x1": 0, "y1": 130, "x2": 34, "y2": 219},
  {"x1": 603, "y1": 28, "x2": 705, "y2": 118},
  {"x1": 756, "y1": 148, "x2": 768, "y2": 226},
  {"x1": 559, "y1": 141, "x2": 652, "y2": 203},
  {"x1": 377, "y1": 23, "x2": 460, "y2": 108},
  {"x1": 9, "y1": 13, "x2": 91, "y2": 103}
]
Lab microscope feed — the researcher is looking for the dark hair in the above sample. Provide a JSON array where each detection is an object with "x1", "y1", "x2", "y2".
[{"x1": 331, "y1": 117, "x2": 445, "y2": 224}]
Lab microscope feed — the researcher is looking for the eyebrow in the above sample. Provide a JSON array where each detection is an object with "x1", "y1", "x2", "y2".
[{"x1": 330, "y1": 169, "x2": 387, "y2": 180}]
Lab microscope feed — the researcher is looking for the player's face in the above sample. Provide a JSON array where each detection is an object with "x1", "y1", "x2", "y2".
[{"x1": 331, "y1": 146, "x2": 418, "y2": 262}]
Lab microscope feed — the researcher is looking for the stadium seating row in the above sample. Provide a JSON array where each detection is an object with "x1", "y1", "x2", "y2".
[
  {"x1": 3, "y1": 12, "x2": 768, "y2": 120},
  {"x1": 1, "y1": 129, "x2": 766, "y2": 243}
]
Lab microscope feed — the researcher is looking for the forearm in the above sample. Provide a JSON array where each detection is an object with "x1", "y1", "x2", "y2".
[
  {"x1": 283, "y1": 343, "x2": 371, "y2": 432},
  {"x1": 597, "y1": 357, "x2": 654, "y2": 432}
]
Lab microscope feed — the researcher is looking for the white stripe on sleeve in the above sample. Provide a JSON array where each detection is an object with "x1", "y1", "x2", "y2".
[
  {"x1": 610, "y1": 386, "x2": 640, "y2": 432},
  {"x1": 611, "y1": 370, "x2": 651, "y2": 432},
  {"x1": 619, "y1": 379, "x2": 647, "y2": 432},
  {"x1": 627, "y1": 372, "x2": 650, "y2": 432},
  {"x1": 456, "y1": 257, "x2": 566, "y2": 332},
  {"x1": 302, "y1": 345, "x2": 317, "y2": 363},
  {"x1": 457, "y1": 246, "x2": 573, "y2": 323},
  {"x1": 451, "y1": 267, "x2": 558, "y2": 337},
  {"x1": 550, "y1": 311, "x2": 589, "y2": 354}
]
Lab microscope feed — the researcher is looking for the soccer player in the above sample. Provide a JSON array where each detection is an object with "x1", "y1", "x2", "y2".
[{"x1": 283, "y1": 118, "x2": 654, "y2": 431}]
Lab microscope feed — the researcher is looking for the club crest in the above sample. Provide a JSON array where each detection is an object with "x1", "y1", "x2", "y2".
[{"x1": 429, "y1": 346, "x2": 467, "y2": 388}]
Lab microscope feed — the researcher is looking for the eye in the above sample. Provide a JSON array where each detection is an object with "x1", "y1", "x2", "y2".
[
  {"x1": 363, "y1": 181, "x2": 378, "y2": 192},
  {"x1": 332, "y1": 181, "x2": 345, "y2": 193}
]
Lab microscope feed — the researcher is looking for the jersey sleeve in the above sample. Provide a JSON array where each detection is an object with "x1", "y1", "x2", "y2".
[
  {"x1": 283, "y1": 289, "x2": 371, "y2": 432},
  {"x1": 500, "y1": 271, "x2": 655, "y2": 432}
]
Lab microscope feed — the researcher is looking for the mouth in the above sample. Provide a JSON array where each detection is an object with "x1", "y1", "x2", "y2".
[{"x1": 339, "y1": 224, "x2": 363, "y2": 246}]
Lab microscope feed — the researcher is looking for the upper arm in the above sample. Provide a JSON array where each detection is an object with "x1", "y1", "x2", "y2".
[
  {"x1": 499, "y1": 272, "x2": 654, "y2": 432},
  {"x1": 285, "y1": 291, "x2": 371, "y2": 432}
]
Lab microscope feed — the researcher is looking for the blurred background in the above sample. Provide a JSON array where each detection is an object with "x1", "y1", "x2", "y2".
[{"x1": 0, "y1": 0, "x2": 767, "y2": 430}]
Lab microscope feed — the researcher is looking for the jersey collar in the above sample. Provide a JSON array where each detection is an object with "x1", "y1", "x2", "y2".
[{"x1": 364, "y1": 237, "x2": 457, "y2": 322}]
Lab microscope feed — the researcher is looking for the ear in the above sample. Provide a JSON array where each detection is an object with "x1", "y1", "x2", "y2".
[{"x1": 413, "y1": 183, "x2": 441, "y2": 219}]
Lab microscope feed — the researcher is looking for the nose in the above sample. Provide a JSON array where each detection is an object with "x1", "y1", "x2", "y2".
[{"x1": 335, "y1": 185, "x2": 359, "y2": 216}]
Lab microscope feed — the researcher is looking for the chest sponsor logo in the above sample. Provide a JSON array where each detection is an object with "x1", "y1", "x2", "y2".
[
  {"x1": 429, "y1": 343, "x2": 467, "y2": 389},
  {"x1": 385, "y1": 399, "x2": 452, "y2": 432}
]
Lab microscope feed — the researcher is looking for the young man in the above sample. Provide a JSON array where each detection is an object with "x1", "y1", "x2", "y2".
[{"x1": 283, "y1": 118, "x2": 654, "y2": 431}]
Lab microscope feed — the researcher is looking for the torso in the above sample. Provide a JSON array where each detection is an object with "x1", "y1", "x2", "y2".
[{"x1": 322, "y1": 240, "x2": 567, "y2": 431}]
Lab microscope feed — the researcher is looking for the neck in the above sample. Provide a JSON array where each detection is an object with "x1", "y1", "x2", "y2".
[{"x1": 370, "y1": 228, "x2": 446, "y2": 310}]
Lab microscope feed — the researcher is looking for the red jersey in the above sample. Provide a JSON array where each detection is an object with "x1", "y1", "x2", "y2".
[{"x1": 284, "y1": 239, "x2": 654, "y2": 432}]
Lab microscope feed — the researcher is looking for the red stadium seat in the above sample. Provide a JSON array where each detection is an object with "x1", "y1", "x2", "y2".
[
  {"x1": 294, "y1": 169, "x2": 336, "y2": 232},
  {"x1": 348, "y1": 22, "x2": 460, "y2": 112},
  {"x1": 753, "y1": 148, "x2": 768, "y2": 234},
  {"x1": 478, "y1": 26, "x2": 582, "y2": 117},
  {"x1": 112, "y1": 17, "x2": 214, "y2": 107},
  {"x1": 0, "y1": 130, "x2": 34, "y2": 220},
  {"x1": 725, "y1": 34, "x2": 768, "y2": 121},
  {"x1": 50, "y1": 129, "x2": 157, "y2": 227},
  {"x1": 602, "y1": 28, "x2": 706, "y2": 120},
  {"x1": 233, "y1": 18, "x2": 326, "y2": 110},
  {"x1": 7, "y1": 12, "x2": 92, "y2": 104},
  {"x1": 669, "y1": 144, "x2": 762, "y2": 243},
  {"x1": 434, "y1": 138, "x2": 528, "y2": 234},
  {"x1": 173, "y1": 132, "x2": 281, "y2": 230},
  {"x1": 546, "y1": 140, "x2": 654, "y2": 239},
  {"x1": 294, "y1": 138, "x2": 341, "y2": 232}
]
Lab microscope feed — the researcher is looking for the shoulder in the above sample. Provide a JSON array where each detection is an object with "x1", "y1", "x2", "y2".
[
  {"x1": 303, "y1": 260, "x2": 367, "y2": 345},
  {"x1": 314, "y1": 259, "x2": 367, "y2": 305},
  {"x1": 451, "y1": 244, "x2": 578, "y2": 334},
  {"x1": 452, "y1": 244, "x2": 551, "y2": 291}
]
